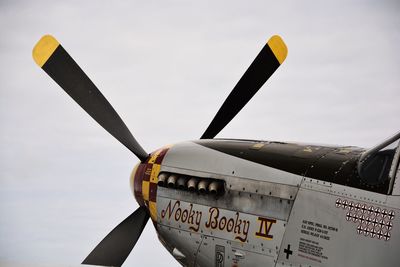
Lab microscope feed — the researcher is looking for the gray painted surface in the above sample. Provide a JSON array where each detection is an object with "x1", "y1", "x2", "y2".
[
  {"x1": 1, "y1": 1, "x2": 399, "y2": 266},
  {"x1": 151, "y1": 141, "x2": 399, "y2": 266}
]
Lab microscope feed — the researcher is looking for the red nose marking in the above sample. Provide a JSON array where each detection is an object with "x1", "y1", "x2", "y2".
[
  {"x1": 133, "y1": 163, "x2": 147, "y2": 207},
  {"x1": 131, "y1": 146, "x2": 171, "y2": 217}
]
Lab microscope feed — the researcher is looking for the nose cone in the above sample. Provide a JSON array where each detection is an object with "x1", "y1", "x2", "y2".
[
  {"x1": 130, "y1": 146, "x2": 172, "y2": 219},
  {"x1": 130, "y1": 162, "x2": 146, "y2": 207}
]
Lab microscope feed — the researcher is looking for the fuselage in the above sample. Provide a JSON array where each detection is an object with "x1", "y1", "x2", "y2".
[
  {"x1": 131, "y1": 139, "x2": 400, "y2": 267},
  {"x1": 32, "y1": 33, "x2": 398, "y2": 267}
]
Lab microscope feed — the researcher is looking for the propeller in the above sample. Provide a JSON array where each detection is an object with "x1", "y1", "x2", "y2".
[
  {"x1": 33, "y1": 34, "x2": 288, "y2": 266},
  {"x1": 33, "y1": 35, "x2": 150, "y2": 266},
  {"x1": 32, "y1": 35, "x2": 148, "y2": 162},
  {"x1": 200, "y1": 35, "x2": 287, "y2": 139},
  {"x1": 82, "y1": 206, "x2": 149, "y2": 266}
]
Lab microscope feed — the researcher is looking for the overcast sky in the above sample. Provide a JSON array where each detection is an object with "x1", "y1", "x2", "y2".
[{"x1": 0, "y1": 1, "x2": 399, "y2": 266}]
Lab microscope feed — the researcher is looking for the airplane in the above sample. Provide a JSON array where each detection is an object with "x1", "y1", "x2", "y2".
[{"x1": 32, "y1": 34, "x2": 399, "y2": 267}]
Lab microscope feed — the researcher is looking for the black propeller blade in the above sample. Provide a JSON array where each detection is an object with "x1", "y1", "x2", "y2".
[
  {"x1": 32, "y1": 35, "x2": 148, "y2": 162},
  {"x1": 32, "y1": 34, "x2": 289, "y2": 266},
  {"x1": 201, "y1": 35, "x2": 287, "y2": 139},
  {"x1": 82, "y1": 206, "x2": 149, "y2": 267}
]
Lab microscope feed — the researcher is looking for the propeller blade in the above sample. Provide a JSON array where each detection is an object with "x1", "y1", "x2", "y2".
[
  {"x1": 82, "y1": 206, "x2": 149, "y2": 266},
  {"x1": 32, "y1": 35, "x2": 148, "y2": 161},
  {"x1": 200, "y1": 35, "x2": 287, "y2": 139}
]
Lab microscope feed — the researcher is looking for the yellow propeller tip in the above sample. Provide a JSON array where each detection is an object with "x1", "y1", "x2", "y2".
[
  {"x1": 267, "y1": 35, "x2": 288, "y2": 65},
  {"x1": 32, "y1": 35, "x2": 60, "y2": 67}
]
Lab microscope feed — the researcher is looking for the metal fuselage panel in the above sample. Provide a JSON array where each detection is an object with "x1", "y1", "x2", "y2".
[
  {"x1": 277, "y1": 186, "x2": 399, "y2": 267},
  {"x1": 154, "y1": 141, "x2": 301, "y2": 266},
  {"x1": 149, "y1": 140, "x2": 400, "y2": 267}
]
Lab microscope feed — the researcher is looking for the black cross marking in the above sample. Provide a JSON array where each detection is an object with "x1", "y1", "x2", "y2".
[
  {"x1": 374, "y1": 207, "x2": 381, "y2": 217},
  {"x1": 358, "y1": 215, "x2": 365, "y2": 223},
  {"x1": 361, "y1": 204, "x2": 367, "y2": 213},
  {"x1": 352, "y1": 213, "x2": 358, "y2": 222},
  {"x1": 370, "y1": 229, "x2": 376, "y2": 238},
  {"x1": 388, "y1": 210, "x2": 395, "y2": 220},
  {"x1": 284, "y1": 244, "x2": 293, "y2": 259},
  {"x1": 368, "y1": 206, "x2": 374, "y2": 214},
  {"x1": 372, "y1": 218, "x2": 378, "y2": 227},
  {"x1": 364, "y1": 227, "x2": 370, "y2": 236},
  {"x1": 386, "y1": 221, "x2": 393, "y2": 230},
  {"x1": 342, "y1": 200, "x2": 348, "y2": 209},
  {"x1": 379, "y1": 219, "x2": 385, "y2": 228},
  {"x1": 357, "y1": 225, "x2": 363, "y2": 234},
  {"x1": 365, "y1": 217, "x2": 372, "y2": 225},
  {"x1": 383, "y1": 231, "x2": 391, "y2": 241},
  {"x1": 376, "y1": 230, "x2": 383, "y2": 239},
  {"x1": 335, "y1": 199, "x2": 342, "y2": 208},
  {"x1": 349, "y1": 202, "x2": 354, "y2": 210},
  {"x1": 354, "y1": 203, "x2": 361, "y2": 212},
  {"x1": 381, "y1": 209, "x2": 388, "y2": 218},
  {"x1": 346, "y1": 212, "x2": 352, "y2": 221}
]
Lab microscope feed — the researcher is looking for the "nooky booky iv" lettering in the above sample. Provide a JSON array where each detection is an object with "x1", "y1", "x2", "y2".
[
  {"x1": 205, "y1": 207, "x2": 250, "y2": 242},
  {"x1": 161, "y1": 200, "x2": 202, "y2": 231},
  {"x1": 160, "y1": 200, "x2": 251, "y2": 242}
]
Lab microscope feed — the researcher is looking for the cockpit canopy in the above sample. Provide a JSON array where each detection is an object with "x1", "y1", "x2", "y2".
[{"x1": 358, "y1": 132, "x2": 400, "y2": 194}]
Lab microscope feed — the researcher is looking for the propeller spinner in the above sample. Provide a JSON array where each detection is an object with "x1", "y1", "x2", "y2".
[{"x1": 32, "y1": 34, "x2": 287, "y2": 266}]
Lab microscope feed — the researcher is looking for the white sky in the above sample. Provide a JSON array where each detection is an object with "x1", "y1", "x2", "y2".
[{"x1": 0, "y1": 0, "x2": 399, "y2": 266}]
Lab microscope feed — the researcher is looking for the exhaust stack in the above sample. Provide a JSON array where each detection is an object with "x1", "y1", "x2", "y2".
[
  {"x1": 197, "y1": 180, "x2": 210, "y2": 194},
  {"x1": 208, "y1": 181, "x2": 222, "y2": 195},
  {"x1": 187, "y1": 178, "x2": 199, "y2": 191},
  {"x1": 176, "y1": 176, "x2": 187, "y2": 190},
  {"x1": 167, "y1": 174, "x2": 178, "y2": 188},
  {"x1": 157, "y1": 173, "x2": 168, "y2": 186}
]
